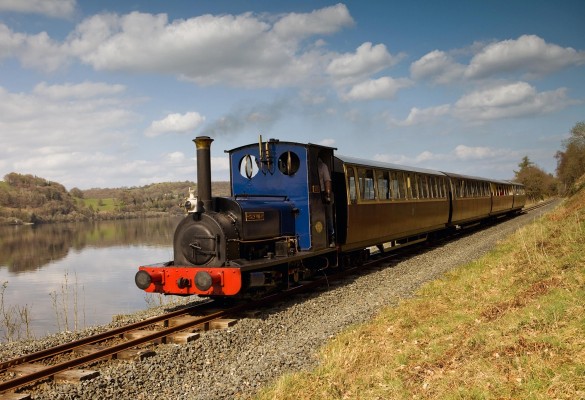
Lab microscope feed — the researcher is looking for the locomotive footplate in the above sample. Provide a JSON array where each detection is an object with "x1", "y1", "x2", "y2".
[
  {"x1": 226, "y1": 247, "x2": 338, "y2": 272},
  {"x1": 137, "y1": 247, "x2": 337, "y2": 296}
]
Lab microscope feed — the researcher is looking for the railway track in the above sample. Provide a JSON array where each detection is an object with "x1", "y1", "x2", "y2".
[
  {"x1": 0, "y1": 272, "x2": 355, "y2": 396},
  {"x1": 0, "y1": 300, "x2": 225, "y2": 395},
  {"x1": 522, "y1": 198, "x2": 556, "y2": 212},
  {"x1": 0, "y1": 198, "x2": 557, "y2": 398}
]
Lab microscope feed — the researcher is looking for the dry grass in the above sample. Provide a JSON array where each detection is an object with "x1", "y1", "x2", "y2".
[{"x1": 256, "y1": 192, "x2": 585, "y2": 399}]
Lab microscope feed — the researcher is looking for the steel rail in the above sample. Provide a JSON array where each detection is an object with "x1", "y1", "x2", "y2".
[
  {"x1": 0, "y1": 299, "x2": 213, "y2": 372},
  {"x1": 0, "y1": 308, "x2": 225, "y2": 393},
  {"x1": 0, "y1": 282, "x2": 327, "y2": 394}
]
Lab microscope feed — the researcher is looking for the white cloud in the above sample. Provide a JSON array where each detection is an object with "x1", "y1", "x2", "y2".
[
  {"x1": 453, "y1": 82, "x2": 573, "y2": 120},
  {"x1": 0, "y1": 83, "x2": 141, "y2": 188},
  {"x1": 0, "y1": 84, "x2": 136, "y2": 143},
  {"x1": 33, "y1": 81, "x2": 126, "y2": 99},
  {"x1": 342, "y1": 76, "x2": 412, "y2": 101},
  {"x1": 327, "y1": 42, "x2": 403, "y2": 83},
  {"x1": 466, "y1": 35, "x2": 585, "y2": 79},
  {"x1": 373, "y1": 145, "x2": 518, "y2": 173},
  {"x1": 0, "y1": 23, "x2": 24, "y2": 59},
  {"x1": 453, "y1": 145, "x2": 508, "y2": 160},
  {"x1": 410, "y1": 50, "x2": 465, "y2": 84},
  {"x1": 391, "y1": 82, "x2": 576, "y2": 125},
  {"x1": 146, "y1": 112, "x2": 206, "y2": 137},
  {"x1": 0, "y1": 0, "x2": 76, "y2": 18},
  {"x1": 299, "y1": 89, "x2": 326, "y2": 105},
  {"x1": 163, "y1": 151, "x2": 188, "y2": 165},
  {"x1": 63, "y1": 6, "x2": 353, "y2": 88},
  {"x1": 0, "y1": 5, "x2": 355, "y2": 88},
  {"x1": 389, "y1": 104, "x2": 451, "y2": 126},
  {"x1": 210, "y1": 156, "x2": 230, "y2": 177},
  {"x1": 0, "y1": 23, "x2": 67, "y2": 71},
  {"x1": 272, "y1": 3, "x2": 354, "y2": 39},
  {"x1": 412, "y1": 35, "x2": 585, "y2": 84}
]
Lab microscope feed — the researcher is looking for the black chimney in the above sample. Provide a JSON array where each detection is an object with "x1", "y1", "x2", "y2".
[{"x1": 193, "y1": 136, "x2": 214, "y2": 211}]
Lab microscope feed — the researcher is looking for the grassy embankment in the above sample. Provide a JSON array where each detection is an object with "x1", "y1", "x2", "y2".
[
  {"x1": 257, "y1": 192, "x2": 585, "y2": 398},
  {"x1": 80, "y1": 197, "x2": 117, "y2": 212}
]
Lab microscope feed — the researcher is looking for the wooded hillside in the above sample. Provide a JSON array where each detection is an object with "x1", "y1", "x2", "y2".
[{"x1": 0, "y1": 172, "x2": 230, "y2": 225}]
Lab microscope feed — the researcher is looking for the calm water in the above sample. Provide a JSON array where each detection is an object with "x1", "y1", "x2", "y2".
[{"x1": 0, "y1": 217, "x2": 184, "y2": 341}]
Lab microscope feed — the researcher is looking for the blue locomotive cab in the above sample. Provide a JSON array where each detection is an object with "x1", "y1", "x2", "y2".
[{"x1": 228, "y1": 138, "x2": 336, "y2": 251}]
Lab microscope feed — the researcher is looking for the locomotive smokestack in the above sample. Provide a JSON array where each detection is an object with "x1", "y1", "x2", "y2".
[{"x1": 194, "y1": 136, "x2": 214, "y2": 211}]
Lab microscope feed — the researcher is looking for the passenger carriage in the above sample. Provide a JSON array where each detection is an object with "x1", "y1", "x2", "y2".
[{"x1": 332, "y1": 156, "x2": 450, "y2": 252}]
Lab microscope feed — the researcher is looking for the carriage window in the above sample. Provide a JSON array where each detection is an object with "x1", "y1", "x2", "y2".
[
  {"x1": 390, "y1": 171, "x2": 405, "y2": 200},
  {"x1": 376, "y1": 170, "x2": 390, "y2": 200},
  {"x1": 239, "y1": 154, "x2": 259, "y2": 179},
  {"x1": 347, "y1": 167, "x2": 357, "y2": 203},
  {"x1": 277, "y1": 151, "x2": 300, "y2": 176},
  {"x1": 419, "y1": 175, "x2": 428, "y2": 199},
  {"x1": 427, "y1": 176, "x2": 434, "y2": 198},
  {"x1": 358, "y1": 168, "x2": 376, "y2": 200},
  {"x1": 426, "y1": 177, "x2": 432, "y2": 198},
  {"x1": 406, "y1": 173, "x2": 416, "y2": 199}
]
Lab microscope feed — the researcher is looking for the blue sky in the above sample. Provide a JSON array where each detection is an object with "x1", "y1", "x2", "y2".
[{"x1": 0, "y1": 0, "x2": 583, "y2": 189}]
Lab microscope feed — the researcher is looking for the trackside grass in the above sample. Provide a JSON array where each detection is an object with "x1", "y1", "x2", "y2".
[
  {"x1": 81, "y1": 197, "x2": 117, "y2": 211},
  {"x1": 256, "y1": 193, "x2": 585, "y2": 399}
]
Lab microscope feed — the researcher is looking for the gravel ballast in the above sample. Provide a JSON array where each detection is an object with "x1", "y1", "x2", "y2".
[{"x1": 0, "y1": 202, "x2": 558, "y2": 399}]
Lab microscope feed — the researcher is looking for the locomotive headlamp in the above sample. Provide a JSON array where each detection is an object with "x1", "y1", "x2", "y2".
[
  {"x1": 194, "y1": 271, "x2": 213, "y2": 291},
  {"x1": 135, "y1": 270, "x2": 152, "y2": 290},
  {"x1": 184, "y1": 187, "x2": 200, "y2": 213},
  {"x1": 135, "y1": 270, "x2": 163, "y2": 290},
  {"x1": 194, "y1": 271, "x2": 221, "y2": 291}
]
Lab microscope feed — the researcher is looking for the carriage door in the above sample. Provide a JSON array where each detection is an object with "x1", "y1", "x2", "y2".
[{"x1": 308, "y1": 147, "x2": 335, "y2": 250}]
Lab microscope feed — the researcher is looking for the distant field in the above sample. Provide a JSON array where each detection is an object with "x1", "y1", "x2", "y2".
[{"x1": 82, "y1": 198, "x2": 117, "y2": 212}]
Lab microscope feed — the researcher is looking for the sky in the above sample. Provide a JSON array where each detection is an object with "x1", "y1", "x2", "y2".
[{"x1": 0, "y1": 0, "x2": 584, "y2": 190}]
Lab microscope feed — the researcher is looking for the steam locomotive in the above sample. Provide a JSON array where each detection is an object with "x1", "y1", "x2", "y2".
[{"x1": 135, "y1": 136, "x2": 525, "y2": 298}]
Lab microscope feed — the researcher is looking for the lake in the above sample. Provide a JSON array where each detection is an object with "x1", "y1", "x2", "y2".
[{"x1": 0, "y1": 217, "x2": 185, "y2": 341}]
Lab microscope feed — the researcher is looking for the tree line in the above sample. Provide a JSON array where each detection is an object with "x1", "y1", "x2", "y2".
[
  {"x1": 0, "y1": 174, "x2": 229, "y2": 225},
  {"x1": 514, "y1": 121, "x2": 585, "y2": 201}
]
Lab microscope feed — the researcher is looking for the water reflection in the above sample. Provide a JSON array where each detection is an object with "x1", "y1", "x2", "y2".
[
  {"x1": 0, "y1": 217, "x2": 181, "y2": 273},
  {"x1": 0, "y1": 217, "x2": 184, "y2": 341}
]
